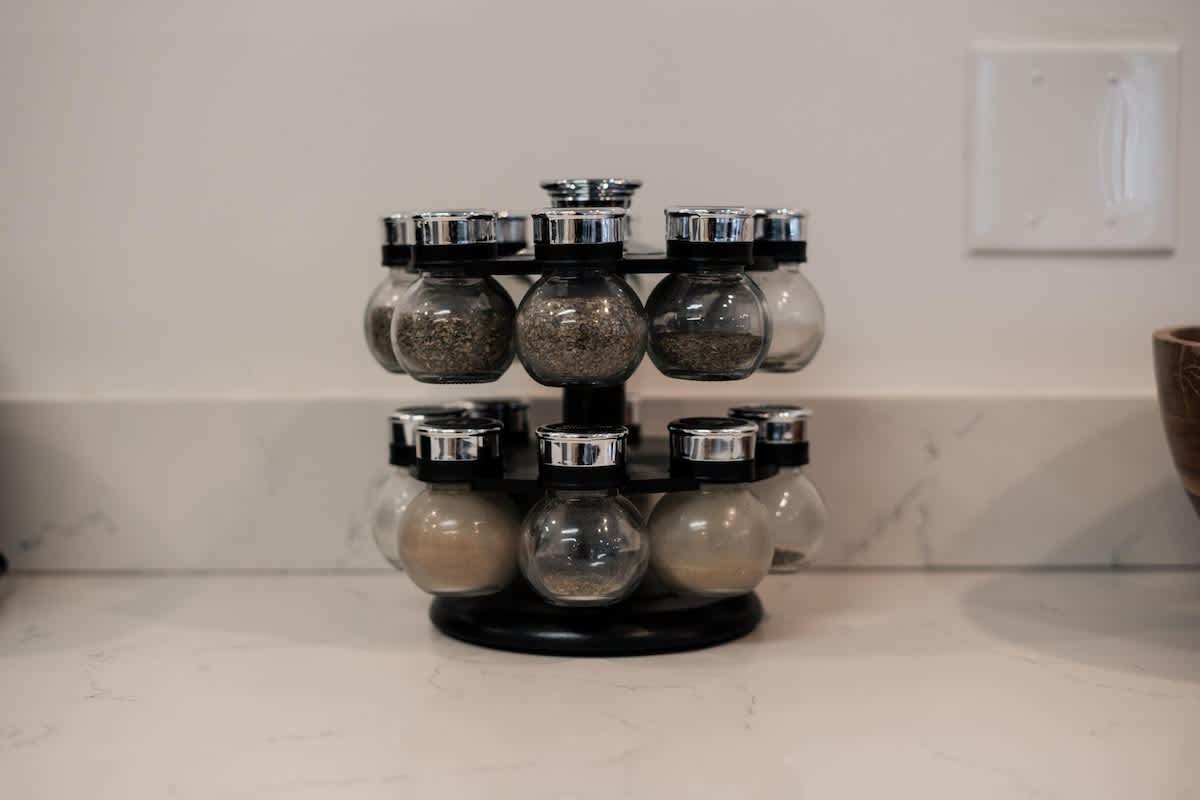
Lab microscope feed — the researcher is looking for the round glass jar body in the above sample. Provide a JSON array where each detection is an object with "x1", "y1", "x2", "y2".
[
  {"x1": 752, "y1": 262, "x2": 824, "y2": 372},
  {"x1": 516, "y1": 267, "x2": 647, "y2": 386},
  {"x1": 519, "y1": 490, "x2": 648, "y2": 606},
  {"x1": 363, "y1": 267, "x2": 416, "y2": 373},
  {"x1": 369, "y1": 466, "x2": 424, "y2": 570},
  {"x1": 647, "y1": 483, "x2": 773, "y2": 596},
  {"x1": 399, "y1": 483, "x2": 520, "y2": 597},
  {"x1": 391, "y1": 271, "x2": 516, "y2": 383},
  {"x1": 752, "y1": 466, "x2": 828, "y2": 572},
  {"x1": 646, "y1": 267, "x2": 771, "y2": 380}
]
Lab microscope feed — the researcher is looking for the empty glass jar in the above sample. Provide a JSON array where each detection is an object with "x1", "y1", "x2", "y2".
[
  {"x1": 515, "y1": 208, "x2": 647, "y2": 387},
  {"x1": 646, "y1": 207, "x2": 771, "y2": 380},
  {"x1": 520, "y1": 425, "x2": 648, "y2": 606},
  {"x1": 399, "y1": 417, "x2": 520, "y2": 597},
  {"x1": 751, "y1": 209, "x2": 824, "y2": 372},
  {"x1": 729, "y1": 404, "x2": 828, "y2": 571},
  {"x1": 363, "y1": 214, "x2": 416, "y2": 373},
  {"x1": 370, "y1": 404, "x2": 465, "y2": 569},
  {"x1": 390, "y1": 210, "x2": 516, "y2": 383},
  {"x1": 647, "y1": 418, "x2": 773, "y2": 596}
]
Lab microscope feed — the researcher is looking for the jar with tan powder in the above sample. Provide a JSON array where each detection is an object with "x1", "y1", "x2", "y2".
[
  {"x1": 399, "y1": 417, "x2": 520, "y2": 597},
  {"x1": 647, "y1": 417, "x2": 773, "y2": 596}
]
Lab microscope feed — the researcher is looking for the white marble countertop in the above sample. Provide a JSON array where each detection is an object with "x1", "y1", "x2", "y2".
[{"x1": 2, "y1": 572, "x2": 1198, "y2": 798}]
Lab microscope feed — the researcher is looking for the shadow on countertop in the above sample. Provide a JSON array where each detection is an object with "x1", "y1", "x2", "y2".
[{"x1": 961, "y1": 406, "x2": 1200, "y2": 683}]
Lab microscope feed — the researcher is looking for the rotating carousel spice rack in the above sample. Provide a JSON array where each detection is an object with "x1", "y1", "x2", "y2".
[{"x1": 364, "y1": 179, "x2": 825, "y2": 656}]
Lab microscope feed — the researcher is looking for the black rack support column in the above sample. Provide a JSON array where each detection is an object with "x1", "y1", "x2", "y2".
[{"x1": 562, "y1": 385, "x2": 626, "y2": 427}]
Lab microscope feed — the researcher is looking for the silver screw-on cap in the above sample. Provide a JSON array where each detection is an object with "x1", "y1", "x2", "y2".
[
  {"x1": 411, "y1": 210, "x2": 497, "y2": 246},
  {"x1": 531, "y1": 207, "x2": 626, "y2": 246},
  {"x1": 753, "y1": 208, "x2": 808, "y2": 242},
  {"x1": 496, "y1": 211, "x2": 528, "y2": 245},
  {"x1": 458, "y1": 398, "x2": 529, "y2": 437},
  {"x1": 541, "y1": 178, "x2": 643, "y2": 209},
  {"x1": 417, "y1": 417, "x2": 503, "y2": 462},
  {"x1": 538, "y1": 424, "x2": 627, "y2": 468},
  {"x1": 668, "y1": 417, "x2": 758, "y2": 462},
  {"x1": 382, "y1": 214, "x2": 411, "y2": 246},
  {"x1": 664, "y1": 207, "x2": 754, "y2": 243},
  {"x1": 728, "y1": 404, "x2": 810, "y2": 444},
  {"x1": 390, "y1": 404, "x2": 466, "y2": 448}
]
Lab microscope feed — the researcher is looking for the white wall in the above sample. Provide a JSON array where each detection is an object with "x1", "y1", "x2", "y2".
[{"x1": 0, "y1": 0, "x2": 1194, "y2": 400}]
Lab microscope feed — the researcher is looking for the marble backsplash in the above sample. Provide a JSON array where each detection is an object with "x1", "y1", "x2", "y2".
[{"x1": 0, "y1": 396, "x2": 1196, "y2": 570}]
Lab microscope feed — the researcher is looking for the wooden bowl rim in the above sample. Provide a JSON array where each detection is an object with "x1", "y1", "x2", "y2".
[{"x1": 1154, "y1": 325, "x2": 1200, "y2": 347}]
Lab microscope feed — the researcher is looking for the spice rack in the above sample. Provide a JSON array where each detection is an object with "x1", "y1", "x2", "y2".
[{"x1": 369, "y1": 190, "x2": 822, "y2": 656}]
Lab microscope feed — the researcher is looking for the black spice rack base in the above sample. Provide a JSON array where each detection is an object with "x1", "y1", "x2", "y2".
[{"x1": 430, "y1": 583, "x2": 763, "y2": 657}]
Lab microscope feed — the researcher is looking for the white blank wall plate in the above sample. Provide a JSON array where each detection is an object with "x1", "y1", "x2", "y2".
[{"x1": 968, "y1": 43, "x2": 1179, "y2": 253}]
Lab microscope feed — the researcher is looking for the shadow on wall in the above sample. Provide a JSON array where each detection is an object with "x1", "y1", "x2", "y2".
[{"x1": 950, "y1": 405, "x2": 1200, "y2": 567}]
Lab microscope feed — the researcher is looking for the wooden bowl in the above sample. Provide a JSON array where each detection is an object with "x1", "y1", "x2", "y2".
[{"x1": 1154, "y1": 325, "x2": 1200, "y2": 517}]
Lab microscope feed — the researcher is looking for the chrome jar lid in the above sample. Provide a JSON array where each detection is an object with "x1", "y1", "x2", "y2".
[
  {"x1": 728, "y1": 404, "x2": 810, "y2": 444},
  {"x1": 752, "y1": 208, "x2": 808, "y2": 242},
  {"x1": 537, "y1": 423, "x2": 629, "y2": 489},
  {"x1": 531, "y1": 207, "x2": 626, "y2": 246},
  {"x1": 540, "y1": 178, "x2": 643, "y2": 209},
  {"x1": 664, "y1": 207, "x2": 754, "y2": 243},
  {"x1": 538, "y1": 424, "x2": 628, "y2": 468},
  {"x1": 668, "y1": 417, "x2": 758, "y2": 462},
  {"x1": 411, "y1": 210, "x2": 497, "y2": 246},
  {"x1": 391, "y1": 404, "x2": 468, "y2": 449}
]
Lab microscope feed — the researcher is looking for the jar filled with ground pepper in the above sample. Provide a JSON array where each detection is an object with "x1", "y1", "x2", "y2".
[
  {"x1": 363, "y1": 214, "x2": 417, "y2": 373},
  {"x1": 646, "y1": 207, "x2": 771, "y2": 380},
  {"x1": 515, "y1": 208, "x2": 647, "y2": 387},
  {"x1": 647, "y1": 417, "x2": 773, "y2": 596},
  {"x1": 399, "y1": 417, "x2": 521, "y2": 597},
  {"x1": 391, "y1": 210, "x2": 516, "y2": 383}
]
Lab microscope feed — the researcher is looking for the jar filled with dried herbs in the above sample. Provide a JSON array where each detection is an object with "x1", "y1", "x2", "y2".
[
  {"x1": 646, "y1": 207, "x2": 771, "y2": 381},
  {"x1": 363, "y1": 214, "x2": 417, "y2": 373},
  {"x1": 515, "y1": 208, "x2": 647, "y2": 387},
  {"x1": 391, "y1": 210, "x2": 516, "y2": 384}
]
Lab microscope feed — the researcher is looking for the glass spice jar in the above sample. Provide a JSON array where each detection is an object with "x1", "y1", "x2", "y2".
[
  {"x1": 645, "y1": 207, "x2": 772, "y2": 381},
  {"x1": 750, "y1": 209, "x2": 824, "y2": 372},
  {"x1": 541, "y1": 178, "x2": 658, "y2": 302},
  {"x1": 515, "y1": 208, "x2": 647, "y2": 387},
  {"x1": 363, "y1": 214, "x2": 417, "y2": 373},
  {"x1": 540, "y1": 178, "x2": 656, "y2": 254},
  {"x1": 390, "y1": 210, "x2": 516, "y2": 384},
  {"x1": 399, "y1": 417, "x2": 520, "y2": 597},
  {"x1": 369, "y1": 404, "x2": 465, "y2": 569},
  {"x1": 519, "y1": 425, "x2": 648, "y2": 606},
  {"x1": 647, "y1": 417, "x2": 773, "y2": 596},
  {"x1": 729, "y1": 404, "x2": 828, "y2": 572}
]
